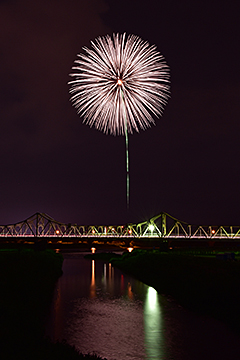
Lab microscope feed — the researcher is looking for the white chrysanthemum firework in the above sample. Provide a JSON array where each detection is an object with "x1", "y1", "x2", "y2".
[{"x1": 69, "y1": 33, "x2": 170, "y2": 135}]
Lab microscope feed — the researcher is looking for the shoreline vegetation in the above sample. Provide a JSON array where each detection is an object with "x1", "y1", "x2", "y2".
[
  {"x1": 86, "y1": 249, "x2": 240, "y2": 334},
  {"x1": 0, "y1": 249, "x2": 107, "y2": 360}
]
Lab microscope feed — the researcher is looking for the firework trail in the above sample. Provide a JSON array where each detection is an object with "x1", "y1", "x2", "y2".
[{"x1": 69, "y1": 33, "x2": 170, "y2": 208}]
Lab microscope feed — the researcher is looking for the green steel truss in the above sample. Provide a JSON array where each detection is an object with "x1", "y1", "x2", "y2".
[{"x1": 0, "y1": 212, "x2": 240, "y2": 240}]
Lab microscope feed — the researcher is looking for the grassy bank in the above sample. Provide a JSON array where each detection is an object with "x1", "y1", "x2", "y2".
[
  {"x1": 0, "y1": 249, "x2": 107, "y2": 360},
  {"x1": 89, "y1": 249, "x2": 240, "y2": 333}
]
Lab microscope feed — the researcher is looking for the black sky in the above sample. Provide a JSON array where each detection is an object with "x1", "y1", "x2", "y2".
[{"x1": 0, "y1": 0, "x2": 240, "y2": 226}]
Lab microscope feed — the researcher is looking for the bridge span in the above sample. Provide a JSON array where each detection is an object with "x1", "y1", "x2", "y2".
[{"x1": 0, "y1": 212, "x2": 240, "y2": 248}]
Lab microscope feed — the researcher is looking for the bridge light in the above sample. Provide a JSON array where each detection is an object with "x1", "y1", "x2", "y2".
[
  {"x1": 127, "y1": 247, "x2": 133, "y2": 252},
  {"x1": 56, "y1": 230, "x2": 60, "y2": 235},
  {"x1": 211, "y1": 229, "x2": 215, "y2": 234},
  {"x1": 148, "y1": 224, "x2": 154, "y2": 232},
  {"x1": 91, "y1": 247, "x2": 96, "y2": 254}
]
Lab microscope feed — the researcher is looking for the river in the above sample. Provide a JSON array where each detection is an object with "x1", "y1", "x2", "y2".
[{"x1": 45, "y1": 251, "x2": 240, "y2": 360}]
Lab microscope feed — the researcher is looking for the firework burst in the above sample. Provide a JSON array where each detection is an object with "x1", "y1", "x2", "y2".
[
  {"x1": 69, "y1": 33, "x2": 170, "y2": 135},
  {"x1": 69, "y1": 33, "x2": 170, "y2": 209}
]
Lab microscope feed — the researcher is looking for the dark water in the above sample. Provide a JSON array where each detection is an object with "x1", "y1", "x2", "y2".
[{"x1": 45, "y1": 252, "x2": 240, "y2": 359}]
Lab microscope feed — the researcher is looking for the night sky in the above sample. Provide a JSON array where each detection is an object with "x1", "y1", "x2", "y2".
[{"x1": 0, "y1": 0, "x2": 240, "y2": 227}]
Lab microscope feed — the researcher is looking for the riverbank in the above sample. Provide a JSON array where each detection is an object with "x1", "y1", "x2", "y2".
[
  {"x1": 0, "y1": 249, "x2": 107, "y2": 360},
  {"x1": 87, "y1": 249, "x2": 240, "y2": 333}
]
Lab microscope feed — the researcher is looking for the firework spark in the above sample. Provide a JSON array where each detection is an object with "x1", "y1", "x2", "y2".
[
  {"x1": 69, "y1": 33, "x2": 170, "y2": 135},
  {"x1": 69, "y1": 33, "x2": 170, "y2": 209}
]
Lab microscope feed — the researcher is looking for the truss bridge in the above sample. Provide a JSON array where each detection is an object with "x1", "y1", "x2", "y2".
[{"x1": 1, "y1": 212, "x2": 240, "y2": 247}]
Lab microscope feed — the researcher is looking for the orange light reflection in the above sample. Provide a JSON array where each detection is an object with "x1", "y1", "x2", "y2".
[{"x1": 90, "y1": 260, "x2": 96, "y2": 298}]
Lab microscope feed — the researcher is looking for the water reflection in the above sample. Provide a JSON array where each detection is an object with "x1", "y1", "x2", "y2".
[
  {"x1": 103, "y1": 263, "x2": 107, "y2": 286},
  {"x1": 46, "y1": 254, "x2": 155, "y2": 359},
  {"x1": 127, "y1": 282, "x2": 134, "y2": 300},
  {"x1": 144, "y1": 287, "x2": 165, "y2": 359},
  {"x1": 120, "y1": 274, "x2": 124, "y2": 294},
  {"x1": 45, "y1": 254, "x2": 170, "y2": 358},
  {"x1": 46, "y1": 253, "x2": 240, "y2": 360},
  {"x1": 90, "y1": 260, "x2": 96, "y2": 298},
  {"x1": 66, "y1": 256, "x2": 146, "y2": 359}
]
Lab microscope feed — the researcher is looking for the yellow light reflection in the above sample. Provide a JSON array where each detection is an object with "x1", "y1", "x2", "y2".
[
  {"x1": 127, "y1": 282, "x2": 134, "y2": 300},
  {"x1": 109, "y1": 263, "x2": 112, "y2": 280},
  {"x1": 90, "y1": 260, "x2": 96, "y2": 298},
  {"x1": 108, "y1": 263, "x2": 114, "y2": 294}
]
